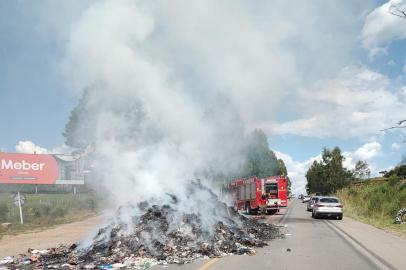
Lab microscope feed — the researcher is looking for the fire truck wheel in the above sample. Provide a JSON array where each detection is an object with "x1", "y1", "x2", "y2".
[
  {"x1": 267, "y1": 209, "x2": 278, "y2": 215},
  {"x1": 245, "y1": 202, "x2": 252, "y2": 215}
]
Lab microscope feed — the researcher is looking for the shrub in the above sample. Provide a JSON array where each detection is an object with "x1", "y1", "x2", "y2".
[
  {"x1": 388, "y1": 176, "x2": 401, "y2": 187},
  {"x1": 85, "y1": 198, "x2": 97, "y2": 211},
  {"x1": 0, "y1": 202, "x2": 9, "y2": 221},
  {"x1": 339, "y1": 180, "x2": 406, "y2": 224},
  {"x1": 50, "y1": 206, "x2": 66, "y2": 218}
]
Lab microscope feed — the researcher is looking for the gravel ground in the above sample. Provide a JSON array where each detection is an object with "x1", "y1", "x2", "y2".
[{"x1": 0, "y1": 215, "x2": 102, "y2": 258}]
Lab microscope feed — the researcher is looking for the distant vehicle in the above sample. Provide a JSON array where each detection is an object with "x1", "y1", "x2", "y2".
[
  {"x1": 312, "y1": 196, "x2": 343, "y2": 220},
  {"x1": 298, "y1": 194, "x2": 304, "y2": 199},
  {"x1": 224, "y1": 176, "x2": 288, "y2": 215},
  {"x1": 302, "y1": 195, "x2": 311, "y2": 203},
  {"x1": 307, "y1": 196, "x2": 321, "y2": 211}
]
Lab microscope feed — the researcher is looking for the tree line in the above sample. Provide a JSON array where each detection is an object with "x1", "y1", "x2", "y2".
[
  {"x1": 306, "y1": 146, "x2": 406, "y2": 195},
  {"x1": 305, "y1": 147, "x2": 354, "y2": 195},
  {"x1": 241, "y1": 129, "x2": 291, "y2": 195}
]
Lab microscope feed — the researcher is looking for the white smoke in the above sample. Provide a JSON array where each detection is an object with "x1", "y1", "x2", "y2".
[
  {"x1": 56, "y1": 0, "x2": 376, "y2": 222},
  {"x1": 60, "y1": 0, "x2": 297, "y2": 210}
]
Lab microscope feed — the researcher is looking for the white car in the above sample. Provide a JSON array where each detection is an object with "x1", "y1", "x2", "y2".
[
  {"x1": 302, "y1": 195, "x2": 311, "y2": 203},
  {"x1": 312, "y1": 196, "x2": 343, "y2": 220},
  {"x1": 307, "y1": 196, "x2": 321, "y2": 211}
]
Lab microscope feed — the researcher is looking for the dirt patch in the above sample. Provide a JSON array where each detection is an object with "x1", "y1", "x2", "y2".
[{"x1": 0, "y1": 215, "x2": 102, "y2": 258}]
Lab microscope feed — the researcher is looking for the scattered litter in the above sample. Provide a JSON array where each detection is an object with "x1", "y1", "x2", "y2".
[
  {"x1": 0, "y1": 182, "x2": 282, "y2": 269},
  {"x1": 395, "y1": 208, "x2": 406, "y2": 224},
  {"x1": 29, "y1": 249, "x2": 49, "y2": 255},
  {"x1": 275, "y1": 224, "x2": 288, "y2": 228},
  {"x1": 0, "y1": 257, "x2": 13, "y2": 265}
]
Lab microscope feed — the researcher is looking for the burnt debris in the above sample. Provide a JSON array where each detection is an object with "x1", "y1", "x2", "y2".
[{"x1": 1, "y1": 183, "x2": 281, "y2": 269}]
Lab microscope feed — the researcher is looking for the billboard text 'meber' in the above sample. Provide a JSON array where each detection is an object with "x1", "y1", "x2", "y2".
[{"x1": 0, "y1": 153, "x2": 58, "y2": 184}]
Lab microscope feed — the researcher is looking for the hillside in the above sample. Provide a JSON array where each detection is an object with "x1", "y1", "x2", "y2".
[{"x1": 336, "y1": 178, "x2": 406, "y2": 236}]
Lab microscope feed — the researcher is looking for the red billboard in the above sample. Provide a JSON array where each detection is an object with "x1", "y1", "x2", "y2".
[{"x1": 0, "y1": 153, "x2": 58, "y2": 185}]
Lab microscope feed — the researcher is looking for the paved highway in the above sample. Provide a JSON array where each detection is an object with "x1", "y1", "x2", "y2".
[{"x1": 154, "y1": 199, "x2": 406, "y2": 270}]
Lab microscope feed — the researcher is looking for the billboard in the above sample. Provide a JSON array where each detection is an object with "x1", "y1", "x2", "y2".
[{"x1": 0, "y1": 153, "x2": 58, "y2": 185}]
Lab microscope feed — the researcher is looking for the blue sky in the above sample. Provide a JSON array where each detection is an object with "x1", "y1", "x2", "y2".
[{"x1": 1, "y1": 0, "x2": 406, "y2": 193}]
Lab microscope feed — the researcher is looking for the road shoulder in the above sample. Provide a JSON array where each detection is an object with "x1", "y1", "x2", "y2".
[
  {"x1": 332, "y1": 216, "x2": 406, "y2": 270},
  {"x1": 0, "y1": 215, "x2": 103, "y2": 258}
]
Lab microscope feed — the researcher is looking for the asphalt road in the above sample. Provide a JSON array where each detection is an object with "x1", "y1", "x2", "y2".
[{"x1": 153, "y1": 199, "x2": 406, "y2": 270}]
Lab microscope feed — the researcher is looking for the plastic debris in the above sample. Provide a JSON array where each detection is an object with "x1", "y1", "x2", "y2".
[{"x1": 0, "y1": 182, "x2": 281, "y2": 269}]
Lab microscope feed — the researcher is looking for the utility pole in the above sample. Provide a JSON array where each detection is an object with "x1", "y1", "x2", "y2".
[{"x1": 17, "y1": 192, "x2": 24, "y2": 225}]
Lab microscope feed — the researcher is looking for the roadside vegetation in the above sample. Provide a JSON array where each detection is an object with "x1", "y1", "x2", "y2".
[
  {"x1": 337, "y1": 178, "x2": 406, "y2": 235},
  {"x1": 0, "y1": 192, "x2": 101, "y2": 238},
  {"x1": 305, "y1": 147, "x2": 354, "y2": 194},
  {"x1": 305, "y1": 146, "x2": 406, "y2": 235}
]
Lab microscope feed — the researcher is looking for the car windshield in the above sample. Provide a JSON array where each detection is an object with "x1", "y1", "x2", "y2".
[{"x1": 319, "y1": 198, "x2": 339, "y2": 203}]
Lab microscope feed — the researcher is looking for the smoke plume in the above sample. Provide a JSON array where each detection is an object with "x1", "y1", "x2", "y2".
[{"x1": 60, "y1": 0, "x2": 297, "y2": 211}]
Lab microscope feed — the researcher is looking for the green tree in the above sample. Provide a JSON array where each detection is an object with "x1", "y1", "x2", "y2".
[
  {"x1": 306, "y1": 160, "x2": 326, "y2": 194},
  {"x1": 353, "y1": 160, "x2": 371, "y2": 180},
  {"x1": 384, "y1": 165, "x2": 406, "y2": 179},
  {"x1": 400, "y1": 153, "x2": 406, "y2": 165},
  {"x1": 63, "y1": 88, "x2": 95, "y2": 148},
  {"x1": 306, "y1": 147, "x2": 353, "y2": 194},
  {"x1": 241, "y1": 129, "x2": 281, "y2": 178}
]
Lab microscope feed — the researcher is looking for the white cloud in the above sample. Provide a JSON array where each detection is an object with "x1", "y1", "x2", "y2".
[
  {"x1": 361, "y1": 0, "x2": 406, "y2": 51},
  {"x1": 343, "y1": 150, "x2": 382, "y2": 176},
  {"x1": 368, "y1": 47, "x2": 388, "y2": 60},
  {"x1": 391, "y1": 142, "x2": 404, "y2": 150},
  {"x1": 344, "y1": 142, "x2": 382, "y2": 175},
  {"x1": 353, "y1": 142, "x2": 382, "y2": 160},
  {"x1": 15, "y1": 141, "x2": 72, "y2": 155},
  {"x1": 15, "y1": 141, "x2": 48, "y2": 154},
  {"x1": 275, "y1": 150, "x2": 321, "y2": 195},
  {"x1": 342, "y1": 151, "x2": 356, "y2": 170},
  {"x1": 267, "y1": 66, "x2": 406, "y2": 139}
]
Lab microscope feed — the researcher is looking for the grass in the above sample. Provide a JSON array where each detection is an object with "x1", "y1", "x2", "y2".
[
  {"x1": 336, "y1": 178, "x2": 406, "y2": 236},
  {"x1": 0, "y1": 193, "x2": 101, "y2": 238}
]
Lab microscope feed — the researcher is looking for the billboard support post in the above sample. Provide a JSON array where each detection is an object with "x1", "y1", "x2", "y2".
[{"x1": 17, "y1": 192, "x2": 24, "y2": 225}]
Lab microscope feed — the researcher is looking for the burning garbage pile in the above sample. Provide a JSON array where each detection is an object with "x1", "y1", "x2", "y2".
[{"x1": 0, "y1": 182, "x2": 281, "y2": 269}]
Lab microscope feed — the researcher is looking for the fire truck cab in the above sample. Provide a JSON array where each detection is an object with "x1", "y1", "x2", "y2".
[{"x1": 227, "y1": 176, "x2": 288, "y2": 215}]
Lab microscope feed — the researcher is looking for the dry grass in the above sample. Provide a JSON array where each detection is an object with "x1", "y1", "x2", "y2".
[
  {"x1": 0, "y1": 193, "x2": 100, "y2": 238},
  {"x1": 336, "y1": 180, "x2": 406, "y2": 236}
]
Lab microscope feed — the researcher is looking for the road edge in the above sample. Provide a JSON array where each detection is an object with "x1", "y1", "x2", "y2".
[{"x1": 324, "y1": 220, "x2": 398, "y2": 270}]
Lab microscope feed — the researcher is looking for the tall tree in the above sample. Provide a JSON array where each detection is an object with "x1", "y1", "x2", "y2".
[
  {"x1": 400, "y1": 153, "x2": 406, "y2": 166},
  {"x1": 241, "y1": 129, "x2": 281, "y2": 178},
  {"x1": 306, "y1": 147, "x2": 353, "y2": 194},
  {"x1": 63, "y1": 88, "x2": 95, "y2": 148},
  {"x1": 353, "y1": 160, "x2": 371, "y2": 180}
]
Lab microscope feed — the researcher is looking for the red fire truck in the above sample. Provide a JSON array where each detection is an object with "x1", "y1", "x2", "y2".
[{"x1": 226, "y1": 176, "x2": 288, "y2": 215}]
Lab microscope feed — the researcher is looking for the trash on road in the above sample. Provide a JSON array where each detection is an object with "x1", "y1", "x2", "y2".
[
  {"x1": 0, "y1": 182, "x2": 281, "y2": 269},
  {"x1": 395, "y1": 208, "x2": 406, "y2": 224}
]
